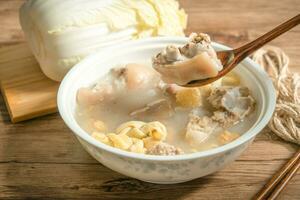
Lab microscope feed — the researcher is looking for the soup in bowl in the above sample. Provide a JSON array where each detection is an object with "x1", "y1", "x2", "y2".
[{"x1": 58, "y1": 36, "x2": 276, "y2": 184}]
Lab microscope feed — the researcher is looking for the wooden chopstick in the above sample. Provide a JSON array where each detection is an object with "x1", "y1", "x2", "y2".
[
  {"x1": 267, "y1": 157, "x2": 300, "y2": 200},
  {"x1": 253, "y1": 149, "x2": 300, "y2": 200}
]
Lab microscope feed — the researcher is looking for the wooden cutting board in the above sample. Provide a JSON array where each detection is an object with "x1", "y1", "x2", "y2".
[{"x1": 0, "y1": 43, "x2": 59, "y2": 123}]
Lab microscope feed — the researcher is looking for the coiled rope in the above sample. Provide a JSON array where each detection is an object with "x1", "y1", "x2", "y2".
[{"x1": 252, "y1": 46, "x2": 300, "y2": 145}]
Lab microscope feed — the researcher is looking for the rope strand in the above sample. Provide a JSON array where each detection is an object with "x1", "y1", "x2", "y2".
[{"x1": 252, "y1": 46, "x2": 300, "y2": 145}]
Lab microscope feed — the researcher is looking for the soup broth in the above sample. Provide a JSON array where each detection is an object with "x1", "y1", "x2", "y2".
[{"x1": 76, "y1": 63, "x2": 256, "y2": 155}]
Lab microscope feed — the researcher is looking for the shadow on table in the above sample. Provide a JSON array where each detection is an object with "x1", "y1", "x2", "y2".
[{"x1": 97, "y1": 177, "x2": 212, "y2": 200}]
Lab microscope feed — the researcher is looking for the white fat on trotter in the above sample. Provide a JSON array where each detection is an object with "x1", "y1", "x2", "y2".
[{"x1": 153, "y1": 33, "x2": 223, "y2": 85}]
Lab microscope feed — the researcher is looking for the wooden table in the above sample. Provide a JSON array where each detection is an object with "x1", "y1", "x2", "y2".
[{"x1": 0, "y1": 0, "x2": 299, "y2": 199}]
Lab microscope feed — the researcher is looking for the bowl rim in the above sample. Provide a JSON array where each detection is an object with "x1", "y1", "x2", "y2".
[{"x1": 58, "y1": 36, "x2": 276, "y2": 161}]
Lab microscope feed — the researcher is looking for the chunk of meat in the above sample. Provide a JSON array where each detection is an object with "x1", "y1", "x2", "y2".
[
  {"x1": 130, "y1": 99, "x2": 174, "y2": 119},
  {"x1": 165, "y1": 45, "x2": 183, "y2": 62},
  {"x1": 180, "y1": 42, "x2": 197, "y2": 58},
  {"x1": 152, "y1": 33, "x2": 223, "y2": 85},
  {"x1": 185, "y1": 115, "x2": 218, "y2": 146},
  {"x1": 154, "y1": 52, "x2": 221, "y2": 85},
  {"x1": 77, "y1": 84, "x2": 113, "y2": 105},
  {"x1": 122, "y1": 63, "x2": 160, "y2": 90},
  {"x1": 184, "y1": 86, "x2": 255, "y2": 144},
  {"x1": 183, "y1": 33, "x2": 220, "y2": 60},
  {"x1": 146, "y1": 142, "x2": 183, "y2": 155},
  {"x1": 205, "y1": 86, "x2": 256, "y2": 127},
  {"x1": 153, "y1": 46, "x2": 183, "y2": 66},
  {"x1": 208, "y1": 86, "x2": 255, "y2": 119},
  {"x1": 211, "y1": 111, "x2": 239, "y2": 127},
  {"x1": 77, "y1": 63, "x2": 160, "y2": 106}
]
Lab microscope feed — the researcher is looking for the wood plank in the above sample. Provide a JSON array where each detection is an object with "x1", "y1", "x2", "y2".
[
  {"x1": 0, "y1": 160, "x2": 298, "y2": 200},
  {"x1": 0, "y1": 44, "x2": 59, "y2": 123}
]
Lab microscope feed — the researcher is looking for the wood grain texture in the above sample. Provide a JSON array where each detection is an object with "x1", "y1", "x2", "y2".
[
  {"x1": 0, "y1": 0, "x2": 299, "y2": 199},
  {"x1": 0, "y1": 44, "x2": 59, "y2": 123}
]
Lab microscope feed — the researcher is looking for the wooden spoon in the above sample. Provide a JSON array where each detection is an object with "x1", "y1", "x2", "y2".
[{"x1": 184, "y1": 14, "x2": 300, "y2": 87}]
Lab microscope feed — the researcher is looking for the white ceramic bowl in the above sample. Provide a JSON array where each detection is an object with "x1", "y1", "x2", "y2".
[{"x1": 58, "y1": 37, "x2": 276, "y2": 184}]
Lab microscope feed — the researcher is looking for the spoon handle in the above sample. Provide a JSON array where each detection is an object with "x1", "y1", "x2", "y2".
[{"x1": 234, "y1": 14, "x2": 300, "y2": 61}]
